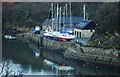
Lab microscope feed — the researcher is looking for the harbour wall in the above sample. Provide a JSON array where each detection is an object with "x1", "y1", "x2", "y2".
[
  {"x1": 28, "y1": 32, "x2": 75, "y2": 51},
  {"x1": 64, "y1": 45, "x2": 119, "y2": 67},
  {"x1": 18, "y1": 32, "x2": 119, "y2": 67}
]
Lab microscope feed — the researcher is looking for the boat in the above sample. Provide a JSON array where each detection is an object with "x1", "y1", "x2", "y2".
[
  {"x1": 4, "y1": 35, "x2": 17, "y2": 40},
  {"x1": 44, "y1": 31, "x2": 75, "y2": 41},
  {"x1": 44, "y1": 3, "x2": 75, "y2": 42}
]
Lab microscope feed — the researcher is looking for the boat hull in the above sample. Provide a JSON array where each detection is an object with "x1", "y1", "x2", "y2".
[{"x1": 44, "y1": 31, "x2": 75, "y2": 40}]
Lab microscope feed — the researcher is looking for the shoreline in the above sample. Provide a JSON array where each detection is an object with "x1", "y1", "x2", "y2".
[{"x1": 17, "y1": 32, "x2": 120, "y2": 67}]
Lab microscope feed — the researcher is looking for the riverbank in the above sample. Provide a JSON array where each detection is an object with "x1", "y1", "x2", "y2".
[{"x1": 17, "y1": 32, "x2": 120, "y2": 67}]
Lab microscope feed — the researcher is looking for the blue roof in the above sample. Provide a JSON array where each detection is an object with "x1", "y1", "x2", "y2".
[
  {"x1": 74, "y1": 20, "x2": 96, "y2": 30},
  {"x1": 54, "y1": 17, "x2": 83, "y2": 24}
]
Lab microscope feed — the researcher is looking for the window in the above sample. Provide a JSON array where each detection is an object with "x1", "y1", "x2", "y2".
[
  {"x1": 79, "y1": 32, "x2": 81, "y2": 38},
  {"x1": 77, "y1": 32, "x2": 79, "y2": 38},
  {"x1": 74, "y1": 31, "x2": 76, "y2": 35},
  {"x1": 90, "y1": 28, "x2": 93, "y2": 32}
]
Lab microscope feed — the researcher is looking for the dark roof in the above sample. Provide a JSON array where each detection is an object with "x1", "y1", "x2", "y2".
[
  {"x1": 18, "y1": 23, "x2": 37, "y2": 27},
  {"x1": 54, "y1": 17, "x2": 83, "y2": 24},
  {"x1": 74, "y1": 20, "x2": 96, "y2": 30}
]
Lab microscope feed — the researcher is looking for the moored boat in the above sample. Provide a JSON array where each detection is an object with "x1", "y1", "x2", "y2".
[
  {"x1": 44, "y1": 31, "x2": 75, "y2": 41},
  {"x1": 4, "y1": 35, "x2": 17, "y2": 40}
]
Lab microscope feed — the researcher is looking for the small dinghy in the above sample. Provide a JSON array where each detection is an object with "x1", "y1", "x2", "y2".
[{"x1": 4, "y1": 35, "x2": 17, "y2": 40}]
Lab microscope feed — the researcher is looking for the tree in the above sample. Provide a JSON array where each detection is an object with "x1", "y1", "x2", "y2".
[{"x1": 0, "y1": 58, "x2": 23, "y2": 77}]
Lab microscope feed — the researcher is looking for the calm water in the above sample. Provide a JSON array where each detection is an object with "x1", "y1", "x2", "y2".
[{"x1": 2, "y1": 37, "x2": 118, "y2": 76}]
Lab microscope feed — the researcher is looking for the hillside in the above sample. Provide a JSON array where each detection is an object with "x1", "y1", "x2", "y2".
[{"x1": 2, "y1": 2, "x2": 119, "y2": 49}]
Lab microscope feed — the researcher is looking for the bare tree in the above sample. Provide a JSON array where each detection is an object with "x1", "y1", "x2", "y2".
[
  {"x1": 0, "y1": 58, "x2": 7, "y2": 75},
  {"x1": 0, "y1": 58, "x2": 23, "y2": 77}
]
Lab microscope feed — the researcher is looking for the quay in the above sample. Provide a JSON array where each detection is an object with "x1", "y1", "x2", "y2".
[
  {"x1": 28, "y1": 32, "x2": 75, "y2": 50},
  {"x1": 17, "y1": 32, "x2": 120, "y2": 68}
]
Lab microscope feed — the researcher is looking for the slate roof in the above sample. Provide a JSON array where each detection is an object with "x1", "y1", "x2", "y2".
[
  {"x1": 74, "y1": 20, "x2": 96, "y2": 30},
  {"x1": 42, "y1": 17, "x2": 96, "y2": 30},
  {"x1": 54, "y1": 17, "x2": 83, "y2": 24}
]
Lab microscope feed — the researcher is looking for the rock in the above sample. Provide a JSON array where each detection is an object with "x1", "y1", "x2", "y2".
[{"x1": 67, "y1": 47, "x2": 77, "y2": 54}]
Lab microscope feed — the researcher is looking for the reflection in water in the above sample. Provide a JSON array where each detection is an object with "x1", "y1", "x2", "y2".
[
  {"x1": 29, "y1": 43, "x2": 41, "y2": 58},
  {"x1": 34, "y1": 52, "x2": 40, "y2": 57},
  {"x1": 2, "y1": 38, "x2": 119, "y2": 75},
  {"x1": 43, "y1": 59, "x2": 74, "y2": 75}
]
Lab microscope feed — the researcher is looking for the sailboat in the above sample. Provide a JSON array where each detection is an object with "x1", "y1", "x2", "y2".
[{"x1": 44, "y1": 3, "x2": 75, "y2": 42}]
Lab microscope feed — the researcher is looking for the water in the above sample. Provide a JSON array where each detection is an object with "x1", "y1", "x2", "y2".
[{"x1": 2, "y1": 37, "x2": 119, "y2": 76}]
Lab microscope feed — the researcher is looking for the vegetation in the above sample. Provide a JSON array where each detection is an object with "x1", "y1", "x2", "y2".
[{"x1": 2, "y1": 2, "x2": 50, "y2": 30}]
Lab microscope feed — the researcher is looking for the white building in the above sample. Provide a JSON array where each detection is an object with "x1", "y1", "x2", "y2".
[{"x1": 74, "y1": 20, "x2": 96, "y2": 38}]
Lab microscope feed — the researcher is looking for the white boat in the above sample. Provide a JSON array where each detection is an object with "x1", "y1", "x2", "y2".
[
  {"x1": 44, "y1": 59, "x2": 54, "y2": 65},
  {"x1": 44, "y1": 31, "x2": 59, "y2": 37},
  {"x1": 4, "y1": 35, "x2": 17, "y2": 40},
  {"x1": 44, "y1": 27, "x2": 75, "y2": 40},
  {"x1": 44, "y1": 31, "x2": 75, "y2": 40},
  {"x1": 44, "y1": 3, "x2": 75, "y2": 41}
]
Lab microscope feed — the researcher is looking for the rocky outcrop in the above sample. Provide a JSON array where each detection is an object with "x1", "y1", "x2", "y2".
[{"x1": 64, "y1": 44, "x2": 119, "y2": 66}]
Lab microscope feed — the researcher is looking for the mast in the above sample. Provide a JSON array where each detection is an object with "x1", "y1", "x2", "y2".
[
  {"x1": 59, "y1": 7, "x2": 61, "y2": 31},
  {"x1": 56, "y1": 3, "x2": 59, "y2": 31},
  {"x1": 57, "y1": 3, "x2": 59, "y2": 18},
  {"x1": 63, "y1": 6, "x2": 65, "y2": 30},
  {"x1": 65, "y1": 3, "x2": 68, "y2": 17},
  {"x1": 51, "y1": 3, "x2": 54, "y2": 30},
  {"x1": 83, "y1": 4, "x2": 86, "y2": 20},
  {"x1": 86, "y1": 12, "x2": 88, "y2": 20},
  {"x1": 69, "y1": 2, "x2": 72, "y2": 28}
]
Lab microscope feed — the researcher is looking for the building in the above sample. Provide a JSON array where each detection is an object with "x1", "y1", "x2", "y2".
[
  {"x1": 73, "y1": 20, "x2": 96, "y2": 38},
  {"x1": 42, "y1": 17, "x2": 97, "y2": 38},
  {"x1": 42, "y1": 17, "x2": 84, "y2": 30},
  {"x1": 54, "y1": 17, "x2": 83, "y2": 24},
  {"x1": 54, "y1": 17, "x2": 83, "y2": 26}
]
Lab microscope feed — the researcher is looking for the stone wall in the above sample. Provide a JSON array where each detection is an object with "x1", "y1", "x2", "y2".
[
  {"x1": 25, "y1": 32, "x2": 119, "y2": 66},
  {"x1": 64, "y1": 44, "x2": 119, "y2": 66},
  {"x1": 43, "y1": 37, "x2": 75, "y2": 50},
  {"x1": 28, "y1": 32, "x2": 75, "y2": 50}
]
